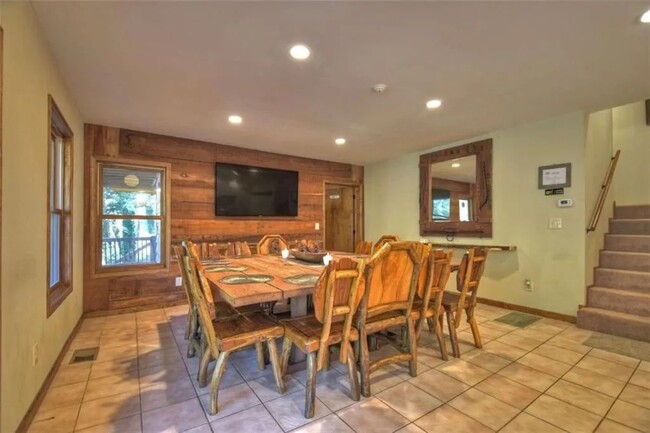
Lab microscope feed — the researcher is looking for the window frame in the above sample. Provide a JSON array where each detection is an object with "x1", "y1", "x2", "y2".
[
  {"x1": 91, "y1": 156, "x2": 171, "y2": 277},
  {"x1": 47, "y1": 96, "x2": 74, "y2": 317}
]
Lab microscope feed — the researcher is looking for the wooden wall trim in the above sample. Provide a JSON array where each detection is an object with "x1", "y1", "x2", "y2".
[
  {"x1": 477, "y1": 297, "x2": 576, "y2": 323},
  {"x1": 0, "y1": 26, "x2": 4, "y2": 425}
]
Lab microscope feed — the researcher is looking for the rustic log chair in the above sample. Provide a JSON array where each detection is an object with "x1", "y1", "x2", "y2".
[
  {"x1": 354, "y1": 240, "x2": 373, "y2": 255},
  {"x1": 184, "y1": 241, "x2": 267, "y2": 375},
  {"x1": 412, "y1": 249, "x2": 454, "y2": 360},
  {"x1": 355, "y1": 241, "x2": 421, "y2": 397},
  {"x1": 173, "y1": 245, "x2": 206, "y2": 358},
  {"x1": 279, "y1": 257, "x2": 366, "y2": 418},
  {"x1": 372, "y1": 234, "x2": 400, "y2": 254},
  {"x1": 443, "y1": 247, "x2": 489, "y2": 358},
  {"x1": 178, "y1": 251, "x2": 286, "y2": 415},
  {"x1": 257, "y1": 235, "x2": 289, "y2": 256},
  {"x1": 199, "y1": 242, "x2": 222, "y2": 259},
  {"x1": 225, "y1": 241, "x2": 253, "y2": 257}
]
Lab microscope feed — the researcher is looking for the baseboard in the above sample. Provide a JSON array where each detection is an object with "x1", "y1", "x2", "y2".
[
  {"x1": 15, "y1": 316, "x2": 83, "y2": 433},
  {"x1": 477, "y1": 297, "x2": 577, "y2": 323},
  {"x1": 84, "y1": 298, "x2": 187, "y2": 318}
]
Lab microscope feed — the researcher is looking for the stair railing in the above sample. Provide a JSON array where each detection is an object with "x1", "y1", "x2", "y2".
[{"x1": 587, "y1": 150, "x2": 621, "y2": 232}]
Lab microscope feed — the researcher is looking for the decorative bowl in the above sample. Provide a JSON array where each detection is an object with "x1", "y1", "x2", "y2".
[{"x1": 290, "y1": 249, "x2": 327, "y2": 263}]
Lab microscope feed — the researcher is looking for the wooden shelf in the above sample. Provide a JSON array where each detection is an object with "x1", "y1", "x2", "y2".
[{"x1": 430, "y1": 243, "x2": 517, "y2": 252}]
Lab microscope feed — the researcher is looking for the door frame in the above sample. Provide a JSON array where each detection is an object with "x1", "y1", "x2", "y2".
[
  {"x1": 322, "y1": 180, "x2": 363, "y2": 251},
  {"x1": 1, "y1": 25, "x2": 5, "y2": 425}
]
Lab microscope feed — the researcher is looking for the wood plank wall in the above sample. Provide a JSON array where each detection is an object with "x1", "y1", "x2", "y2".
[{"x1": 83, "y1": 124, "x2": 363, "y2": 312}]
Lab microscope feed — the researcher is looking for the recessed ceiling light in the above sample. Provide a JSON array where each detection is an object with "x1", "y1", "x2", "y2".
[
  {"x1": 335, "y1": 138, "x2": 346, "y2": 145},
  {"x1": 451, "y1": 162, "x2": 460, "y2": 168},
  {"x1": 290, "y1": 44, "x2": 311, "y2": 60},
  {"x1": 426, "y1": 99, "x2": 443, "y2": 110},
  {"x1": 228, "y1": 115, "x2": 242, "y2": 124},
  {"x1": 641, "y1": 9, "x2": 650, "y2": 23}
]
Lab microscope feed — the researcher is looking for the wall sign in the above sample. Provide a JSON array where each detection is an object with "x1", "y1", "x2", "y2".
[{"x1": 539, "y1": 163, "x2": 571, "y2": 189}]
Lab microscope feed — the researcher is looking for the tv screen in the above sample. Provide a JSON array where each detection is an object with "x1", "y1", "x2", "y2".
[{"x1": 215, "y1": 163, "x2": 299, "y2": 217}]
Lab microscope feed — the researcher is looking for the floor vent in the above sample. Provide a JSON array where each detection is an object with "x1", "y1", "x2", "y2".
[
  {"x1": 495, "y1": 311, "x2": 542, "y2": 328},
  {"x1": 70, "y1": 347, "x2": 99, "y2": 364}
]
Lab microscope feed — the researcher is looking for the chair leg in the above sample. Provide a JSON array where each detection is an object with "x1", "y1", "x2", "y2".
[
  {"x1": 407, "y1": 319, "x2": 418, "y2": 377},
  {"x1": 187, "y1": 312, "x2": 197, "y2": 358},
  {"x1": 305, "y1": 351, "x2": 318, "y2": 419},
  {"x1": 208, "y1": 351, "x2": 231, "y2": 415},
  {"x1": 255, "y1": 342, "x2": 266, "y2": 371},
  {"x1": 345, "y1": 342, "x2": 360, "y2": 402},
  {"x1": 322, "y1": 344, "x2": 331, "y2": 371},
  {"x1": 280, "y1": 338, "x2": 293, "y2": 378},
  {"x1": 198, "y1": 347, "x2": 212, "y2": 387},
  {"x1": 467, "y1": 308, "x2": 483, "y2": 349},
  {"x1": 436, "y1": 313, "x2": 449, "y2": 361},
  {"x1": 358, "y1": 330, "x2": 371, "y2": 397},
  {"x1": 445, "y1": 310, "x2": 461, "y2": 358},
  {"x1": 426, "y1": 317, "x2": 435, "y2": 334},
  {"x1": 266, "y1": 338, "x2": 286, "y2": 394},
  {"x1": 184, "y1": 306, "x2": 192, "y2": 340}
]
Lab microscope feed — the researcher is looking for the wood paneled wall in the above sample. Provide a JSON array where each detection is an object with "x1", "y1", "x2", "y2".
[{"x1": 83, "y1": 124, "x2": 363, "y2": 312}]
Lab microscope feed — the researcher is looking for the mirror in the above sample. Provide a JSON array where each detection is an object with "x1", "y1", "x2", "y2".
[{"x1": 419, "y1": 139, "x2": 492, "y2": 238}]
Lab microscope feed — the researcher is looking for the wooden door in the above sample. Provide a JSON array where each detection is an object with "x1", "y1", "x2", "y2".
[{"x1": 325, "y1": 184, "x2": 357, "y2": 252}]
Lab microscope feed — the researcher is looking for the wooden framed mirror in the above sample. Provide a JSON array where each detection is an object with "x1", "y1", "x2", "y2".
[{"x1": 419, "y1": 139, "x2": 493, "y2": 238}]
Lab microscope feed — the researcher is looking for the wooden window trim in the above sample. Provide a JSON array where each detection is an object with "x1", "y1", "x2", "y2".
[
  {"x1": 90, "y1": 156, "x2": 171, "y2": 278},
  {"x1": 47, "y1": 96, "x2": 74, "y2": 317}
]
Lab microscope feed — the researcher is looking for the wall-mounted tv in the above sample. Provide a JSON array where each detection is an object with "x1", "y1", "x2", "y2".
[{"x1": 215, "y1": 163, "x2": 299, "y2": 217}]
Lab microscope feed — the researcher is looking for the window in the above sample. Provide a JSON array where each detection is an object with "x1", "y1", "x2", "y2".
[
  {"x1": 47, "y1": 97, "x2": 73, "y2": 316},
  {"x1": 432, "y1": 188, "x2": 451, "y2": 220},
  {"x1": 96, "y1": 161, "x2": 168, "y2": 272}
]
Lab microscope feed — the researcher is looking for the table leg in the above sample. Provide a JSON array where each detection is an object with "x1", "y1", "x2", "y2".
[{"x1": 290, "y1": 295, "x2": 308, "y2": 363}]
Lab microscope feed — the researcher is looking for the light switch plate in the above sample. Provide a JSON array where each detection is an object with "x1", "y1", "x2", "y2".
[
  {"x1": 175, "y1": 277, "x2": 182, "y2": 287},
  {"x1": 557, "y1": 198, "x2": 573, "y2": 208},
  {"x1": 549, "y1": 218, "x2": 563, "y2": 229},
  {"x1": 315, "y1": 222, "x2": 320, "y2": 230}
]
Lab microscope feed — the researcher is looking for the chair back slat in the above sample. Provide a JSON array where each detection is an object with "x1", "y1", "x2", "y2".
[
  {"x1": 416, "y1": 249, "x2": 453, "y2": 335},
  {"x1": 257, "y1": 235, "x2": 289, "y2": 256},
  {"x1": 354, "y1": 240, "x2": 373, "y2": 255},
  {"x1": 173, "y1": 245, "x2": 194, "y2": 307},
  {"x1": 454, "y1": 247, "x2": 489, "y2": 326},
  {"x1": 184, "y1": 241, "x2": 216, "y2": 305},
  {"x1": 226, "y1": 241, "x2": 252, "y2": 257},
  {"x1": 372, "y1": 234, "x2": 400, "y2": 254}
]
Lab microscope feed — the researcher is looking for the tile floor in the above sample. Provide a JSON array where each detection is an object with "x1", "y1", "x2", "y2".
[{"x1": 27, "y1": 304, "x2": 650, "y2": 433}]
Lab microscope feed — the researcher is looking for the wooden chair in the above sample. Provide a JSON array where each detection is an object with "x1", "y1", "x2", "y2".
[
  {"x1": 279, "y1": 257, "x2": 365, "y2": 418},
  {"x1": 178, "y1": 251, "x2": 286, "y2": 415},
  {"x1": 412, "y1": 249, "x2": 454, "y2": 360},
  {"x1": 354, "y1": 240, "x2": 373, "y2": 255},
  {"x1": 199, "y1": 242, "x2": 223, "y2": 259},
  {"x1": 257, "y1": 235, "x2": 289, "y2": 256},
  {"x1": 372, "y1": 234, "x2": 400, "y2": 254},
  {"x1": 442, "y1": 247, "x2": 489, "y2": 358},
  {"x1": 356, "y1": 241, "x2": 421, "y2": 397},
  {"x1": 225, "y1": 241, "x2": 252, "y2": 257}
]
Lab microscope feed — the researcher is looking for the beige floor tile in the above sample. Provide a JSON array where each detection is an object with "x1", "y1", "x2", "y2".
[
  {"x1": 517, "y1": 352, "x2": 573, "y2": 377},
  {"x1": 448, "y1": 388, "x2": 519, "y2": 430},
  {"x1": 526, "y1": 322, "x2": 566, "y2": 337},
  {"x1": 558, "y1": 327, "x2": 594, "y2": 343},
  {"x1": 28, "y1": 404, "x2": 79, "y2": 433},
  {"x1": 90, "y1": 359, "x2": 138, "y2": 381},
  {"x1": 377, "y1": 382, "x2": 442, "y2": 421},
  {"x1": 510, "y1": 328, "x2": 553, "y2": 343},
  {"x1": 76, "y1": 390, "x2": 141, "y2": 431},
  {"x1": 474, "y1": 374, "x2": 540, "y2": 410},
  {"x1": 74, "y1": 414, "x2": 142, "y2": 433},
  {"x1": 481, "y1": 341, "x2": 527, "y2": 361},
  {"x1": 265, "y1": 391, "x2": 330, "y2": 431},
  {"x1": 83, "y1": 373, "x2": 140, "y2": 402},
  {"x1": 639, "y1": 361, "x2": 650, "y2": 372},
  {"x1": 525, "y1": 395, "x2": 601, "y2": 433},
  {"x1": 545, "y1": 379, "x2": 614, "y2": 416},
  {"x1": 596, "y1": 419, "x2": 644, "y2": 433},
  {"x1": 181, "y1": 424, "x2": 212, "y2": 433},
  {"x1": 462, "y1": 349, "x2": 512, "y2": 373},
  {"x1": 142, "y1": 397, "x2": 207, "y2": 433},
  {"x1": 140, "y1": 376, "x2": 197, "y2": 412},
  {"x1": 619, "y1": 383, "x2": 650, "y2": 410},
  {"x1": 198, "y1": 382, "x2": 261, "y2": 422},
  {"x1": 138, "y1": 359, "x2": 188, "y2": 388},
  {"x1": 563, "y1": 366, "x2": 626, "y2": 398},
  {"x1": 382, "y1": 361, "x2": 432, "y2": 381},
  {"x1": 457, "y1": 330, "x2": 489, "y2": 346},
  {"x1": 414, "y1": 404, "x2": 494, "y2": 433},
  {"x1": 588, "y1": 348, "x2": 640, "y2": 368},
  {"x1": 337, "y1": 397, "x2": 409, "y2": 433},
  {"x1": 475, "y1": 324, "x2": 509, "y2": 340},
  {"x1": 436, "y1": 359, "x2": 492, "y2": 386},
  {"x1": 40, "y1": 381, "x2": 86, "y2": 411},
  {"x1": 248, "y1": 371, "x2": 303, "y2": 403},
  {"x1": 606, "y1": 400, "x2": 650, "y2": 432},
  {"x1": 545, "y1": 336, "x2": 592, "y2": 354},
  {"x1": 497, "y1": 334, "x2": 542, "y2": 351},
  {"x1": 538, "y1": 318, "x2": 572, "y2": 329},
  {"x1": 395, "y1": 424, "x2": 426, "y2": 433},
  {"x1": 630, "y1": 369, "x2": 650, "y2": 390},
  {"x1": 497, "y1": 363, "x2": 556, "y2": 392},
  {"x1": 417, "y1": 345, "x2": 448, "y2": 368},
  {"x1": 51, "y1": 363, "x2": 92, "y2": 388},
  {"x1": 290, "y1": 414, "x2": 353, "y2": 433},
  {"x1": 532, "y1": 343, "x2": 585, "y2": 365},
  {"x1": 95, "y1": 344, "x2": 138, "y2": 363},
  {"x1": 363, "y1": 366, "x2": 404, "y2": 394},
  {"x1": 501, "y1": 412, "x2": 565, "y2": 433},
  {"x1": 408, "y1": 369, "x2": 470, "y2": 402},
  {"x1": 209, "y1": 404, "x2": 282, "y2": 433},
  {"x1": 481, "y1": 320, "x2": 518, "y2": 333},
  {"x1": 576, "y1": 355, "x2": 635, "y2": 382},
  {"x1": 138, "y1": 347, "x2": 184, "y2": 370}
]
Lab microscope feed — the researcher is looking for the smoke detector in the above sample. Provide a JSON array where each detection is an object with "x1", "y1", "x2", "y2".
[{"x1": 372, "y1": 84, "x2": 387, "y2": 94}]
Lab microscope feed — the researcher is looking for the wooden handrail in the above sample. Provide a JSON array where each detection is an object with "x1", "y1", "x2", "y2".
[{"x1": 587, "y1": 150, "x2": 620, "y2": 232}]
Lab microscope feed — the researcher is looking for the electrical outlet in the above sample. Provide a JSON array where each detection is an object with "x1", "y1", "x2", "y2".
[
  {"x1": 548, "y1": 218, "x2": 562, "y2": 229},
  {"x1": 32, "y1": 343, "x2": 39, "y2": 366},
  {"x1": 175, "y1": 277, "x2": 182, "y2": 287},
  {"x1": 315, "y1": 222, "x2": 320, "y2": 230},
  {"x1": 524, "y1": 279, "x2": 533, "y2": 292}
]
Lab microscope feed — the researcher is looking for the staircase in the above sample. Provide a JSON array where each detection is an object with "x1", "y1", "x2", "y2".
[{"x1": 577, "y1": 204, "x2": 650, "y2": 342}]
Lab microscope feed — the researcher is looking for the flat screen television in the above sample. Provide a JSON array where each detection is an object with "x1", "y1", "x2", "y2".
[{"x1": 215, "y1": 163, "x2": 299, "y2": 217}]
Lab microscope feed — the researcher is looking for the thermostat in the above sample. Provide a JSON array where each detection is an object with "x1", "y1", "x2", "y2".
[{"x1": 557, "y1": 198, "x2": 573, "y2": 208}]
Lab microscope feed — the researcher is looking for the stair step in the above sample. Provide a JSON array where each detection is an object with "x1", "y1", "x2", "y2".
[
  {"x1": 604, "y1": 234, "x2": 650, "y2": 253},
  {"x1": 587, "y1": 287, "x2": 650, "y2": 316},
  {"x1": 577, "y1": 307, "x2": 650, "y2": 343},
  {"x1": 614, "y1": 205, "x2": 650, "y2": 220},
  {"x1": 610, "y1": 219, "x2": 650, "y2": 235},
  {"x1": 594, "y1": 268, "x2": 650, "y2": 293},
  {"x1": 600, "y1": 251, "x2": 650, "y2": 272}
]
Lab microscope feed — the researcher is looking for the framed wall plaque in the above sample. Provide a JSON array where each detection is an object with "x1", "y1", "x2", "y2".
[{"x1": 538, "y1": 163, "x2": 571, "y2": 189}]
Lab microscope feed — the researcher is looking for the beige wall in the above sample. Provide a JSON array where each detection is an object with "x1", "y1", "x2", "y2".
[
  {"x1": 612, "y1": 101, "x2": 650, "y2": 206},
  {"x1": 1, "y1": 3, "x2": 84, "y2": 431},
  {"x1": 365, "y1": 112, "x2": 587, "y2": 316}
]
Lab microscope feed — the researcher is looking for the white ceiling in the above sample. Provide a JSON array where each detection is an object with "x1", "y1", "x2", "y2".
[{"x1": 33, "y1": 1, "x2": 650, "y2": 165}]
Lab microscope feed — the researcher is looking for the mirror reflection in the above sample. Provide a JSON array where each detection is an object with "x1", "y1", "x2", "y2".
[{"x1": 430, "y1": 155, "x2": 476, "y2": 222}]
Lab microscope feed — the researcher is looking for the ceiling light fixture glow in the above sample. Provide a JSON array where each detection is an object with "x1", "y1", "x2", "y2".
[
  {"x1": 335, "y1": 138, "x2": 346, "y2": 145},
  {"x1": 451, "y1": 162, "x2": 461, "y2": 168},
  {"x1": 290, "y1": 44, "x2": 311, "y2": 60},
  {"x1": 426, "y1": 99, "x2": 443, "y2": 110},
  {"x1": 641, "y1": 9, "x2": 650, "y2": 23},
  {"x1": 228, "y1": 115, "x2": 243, "y2": 124}
]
